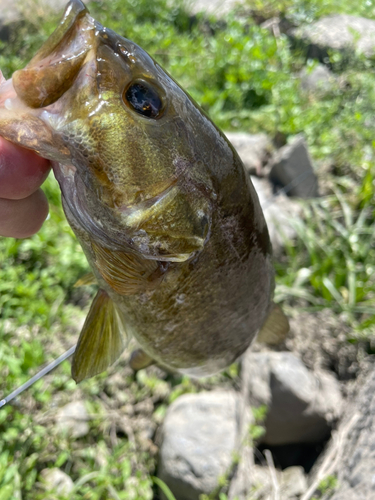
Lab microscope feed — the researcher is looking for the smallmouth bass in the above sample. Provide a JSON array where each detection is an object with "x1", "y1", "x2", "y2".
[{"x1": 0, "y1": 0, "x2": 288, "y2": 383}]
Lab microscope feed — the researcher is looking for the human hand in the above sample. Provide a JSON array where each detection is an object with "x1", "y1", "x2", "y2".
[{"x1": 0, "y1": 138, "x2": 50, "y2": 238}]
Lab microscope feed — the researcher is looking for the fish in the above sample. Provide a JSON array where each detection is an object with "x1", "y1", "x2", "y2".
[{"x1": 0, "y1": 0, "x2": 288, "y2": 384}]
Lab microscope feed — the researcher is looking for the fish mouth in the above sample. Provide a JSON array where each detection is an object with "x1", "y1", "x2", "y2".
[
  {"x1": 11, "y1": 1, "x2": 95, "y2": 110},
  {"x1": 9, "y1": 0, "x2": 140, "y2": 113}
]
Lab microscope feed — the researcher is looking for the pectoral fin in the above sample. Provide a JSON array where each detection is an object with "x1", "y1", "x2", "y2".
[
  {"x1": 257, "y1": 303, "x2": 290, "y2": 346},
  {"x1": 72, "y1": 289, "x2": 128, "y2": 383},
  {"x1": 92, "y1": 242, "x2": 168, "y2": 296},
  {"x1": 74, "y1": 272, "x2": 97, "y2": 287}
]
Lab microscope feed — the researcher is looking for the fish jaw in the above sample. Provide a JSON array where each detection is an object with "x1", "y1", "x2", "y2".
[{"x1": 0, "y1": 0, "x2": 96, "y2": 162}]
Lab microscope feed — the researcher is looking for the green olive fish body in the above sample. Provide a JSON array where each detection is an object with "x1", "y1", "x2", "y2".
[{"x1": 0, "y1": 0, "x2": 287, "y2": 382}]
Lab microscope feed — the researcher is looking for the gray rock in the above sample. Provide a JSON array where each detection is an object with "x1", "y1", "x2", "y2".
[
  {"x1": 158, "y1": 391, "x2": 241, "y2": 500},
  {"x1": 0, "y1": 0, "x2": 67, "y2": 40},
  {"x1": 281, "y1": 466, "x2": 307, "y2": 498},
  {"x1": 313, "y1": 367, "x2": 375, "y2": 500},
  {"x1": 243, "y1": 352, "x2": 343, "y2": 445},
  {"x1": 249, "y1": 465, "x2": 307, "y2": 499},
  {"x1": 300, "y1": 64, "x2": 336, "y2": 94},
  {"x1": 292, "y1": 15, "x2": 375, "y2": 60},
  {"x1": 250, "y1": 176, "x2": 301, "y2": 254},
  {"x1": 227, "y1": 392, "x2": 254, "y2": 500},
  {"x1": 269, "y1": 134, "x2": 319, "y2": 198},
  {"x1": 250, "y1": 465, "x2": 276, "y2": 499},
  {"x1": 55, "y1": 400, "x2": 89, "y2": 439},
  {"x1": 187, "y1": 0, "x2": 246, "y2": 17},
  {"x1": 40, "y1": 468, "x2": 74, "y2": 495},
  {"x1": 225, "y1": 132, "x2": 273, "y2": 175},
  {"x1": 0, "y1": 0, "x2": 20, "y2": 26}
]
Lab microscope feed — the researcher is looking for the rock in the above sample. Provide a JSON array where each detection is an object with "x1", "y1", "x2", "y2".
[
  {"x1": 291, "y1": 15, "x2": 375, "y2": 61},
  {"x1": 187, "y1": 0, "x2": 246, "y2": 17},
  {"x1": 0, "y1": 0, "x2": 67, "y2": 40},
  {"x1": 300, "y1": 63, "x2": 336, "y2": 94},
  {"x1": 55, "y1": 400, "x2": 89, "y2": 439},
  {"x1": 40, "y1": 468, "x2": 74, "y2": 495},
  {"x1": 250, "y1": 465, "x2": 307, "y2": 499},
  {"x1": 250, "y1": 464, "x2": 278, "y2": 499},
  {"x1": 225, "y1": 132, "x2": 273, "y2": 175},
  {"x1": 227, "y1": 392, "x2": 254, "y2": 500},
  {"x1": 250, "y1": 176, "x2": 301, "y2": 254},
  {"x1": 158, "y1": 391, "x2": 242, "y2": 500},
  {"x1": 243, "y1": 352, "x2": 343, "y2": 445},
  {"x1": 309, "y1": 366, "x2": 375, "y2": 500},
  {"x1": 281, "y1": 466, "x2": 307, "y2": 498},
  {"x1": 0, "y1": 0, "x2": 20, "y2": 31},
  {"x1": 269, "y1": 134, "x2": 319, "y2": 198}
]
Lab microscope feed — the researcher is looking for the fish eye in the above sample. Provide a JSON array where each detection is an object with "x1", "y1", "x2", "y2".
[{"x1": 123, "y1": 81, "x2": 164, "y2": 119}]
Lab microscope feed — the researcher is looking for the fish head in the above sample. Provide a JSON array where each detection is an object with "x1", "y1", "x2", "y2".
[{"x1": 0, "y1": 0, "x2": 214, "y2": 262}]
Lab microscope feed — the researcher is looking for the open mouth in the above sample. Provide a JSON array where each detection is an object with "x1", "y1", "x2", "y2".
[{"x1": 0, "y1": 76, "x2": 17, "y2": 108}]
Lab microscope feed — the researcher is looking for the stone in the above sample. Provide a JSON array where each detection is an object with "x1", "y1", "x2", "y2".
[
  {"x1": 158, "y1": 391, "x2": 241, "y2": 500},
  {"x1": 291, "y1": 15, "x2": 375, "y2": 61},
  {"x1": 281, "y1": 466, "x2": 307, "y2": 498},
  {"x1": 250, "y1": 465, "x2": 278, "y2": 499},
  {"x1": 249, "y1": 465, "x2": 307, "y2": 499},
  {"x1": 0, "y1": 0, "x2": 67, "y2": 40},
  {"x1": 300, "y1": 63, "x2": 336, "y2": 95},
  {"x1": 269, "y1": 134, "x2": 319, "y2": 198},
  {"x1": 187, "y1": 0, "x2": 246, "y2": 17},
  {"x1": 227, "y1": 392, "x2": 254, "y2": 500},
  {"x1": 243, "y1": 351, "x2": 343, "y2": 446},
  {"x1": 55, "y1": 400, "x2": 89, "y2": 439},
  {"x1": 225, "y1": 132, "x2": 273, "y2": 175},
  {"x1": 311, "y1": 367, "x2": 375, "y2": 500},
  {"x1": 250, "y1": 176, "x2": 301, "y2": 254},
  {"x1": 40, "y1": 468, "x2": 74, "y2": 495}
]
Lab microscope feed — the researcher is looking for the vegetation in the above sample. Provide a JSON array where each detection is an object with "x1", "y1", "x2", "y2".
[{"x1": 0, "y1": 0, "x2": 374, "y2": 497}]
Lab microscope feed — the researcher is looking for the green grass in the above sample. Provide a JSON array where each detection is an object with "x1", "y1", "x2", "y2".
[{"x1": 0, "y1": 0, "x2": 375, "y2": 497}]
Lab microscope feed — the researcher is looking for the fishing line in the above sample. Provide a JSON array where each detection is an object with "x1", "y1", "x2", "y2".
[
  {"x1": 0, "y1": 345, "x2": 76, "y2": 408},
  {"x1": 0, "y1": 170, "x2": 315, "y2": 407}
]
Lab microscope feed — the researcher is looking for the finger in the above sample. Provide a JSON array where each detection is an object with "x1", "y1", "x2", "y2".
[
  {"x1": 0, "y1": 138, "x2": 51, "y2": 200},
  {"x1": 0, "y1": 189, "x2": 49, "y2": 238}
]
